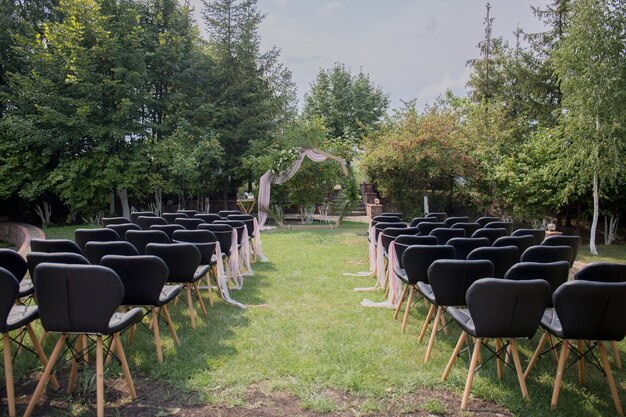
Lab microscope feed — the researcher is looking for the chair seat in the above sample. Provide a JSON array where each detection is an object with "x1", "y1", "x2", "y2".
[
  {"x1": 394, "y1": 265, "x2": 408, "y2": 283},
  {"x1": 194, "y1": 265, "x2": 211, "y2": 281},
  {"x1": 158, "y1": 285, "x2": 183, "y2": 306},
  {"x1": 107, "y1": 308, "x2": 143, "y2": 335},
  {"x1": 447, "y1": 307, "x2": 476, "y2": 336},
  {"x1": 416, "y1": 282, "x2": 436, "y2": 305},
  {"x1": 18, "y1": 279, "x2": 34, "y2": 297},
  {"x1": 6, "y1": 305, "x2": 39, "y2": 331},
  {"x1": 540, "y1": 309, "x2": 564, "y2": 338}
]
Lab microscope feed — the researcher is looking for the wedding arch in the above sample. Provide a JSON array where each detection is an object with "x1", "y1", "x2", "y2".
[{"x1": 257, "y1": 148, "x2": 352, "y2": 228}]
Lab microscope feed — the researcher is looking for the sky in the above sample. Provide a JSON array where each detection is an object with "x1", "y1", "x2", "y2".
[{"x1": 189, "y1": 1, "x2": 550, "y2": 111}]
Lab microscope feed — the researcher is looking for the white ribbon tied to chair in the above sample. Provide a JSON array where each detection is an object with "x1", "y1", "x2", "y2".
[
  {"x1": 252, "y1": 217, "x2": 269, "y2": 262},
  {"x1": 213, "y1": 241, "x2": 246, "y2": 309},
  {"x1": 228, "y1": 229, "x2": 244, "y2": 290},
  {"x1": 240, "y1": 226, "x2": 253, "y2": 276},
  {"x1": 360, "y1": 241, "x2": 403, "y2": 309}
]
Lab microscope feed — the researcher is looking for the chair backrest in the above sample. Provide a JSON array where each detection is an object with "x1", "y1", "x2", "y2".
[
  {"x1": 393, "y1": 235, "x2": 438, "y2": 268},
  {"x1": 218, "y1": 210, "x2": 241, "y2": 218},
  {"x1": 101, "y1": 255, "x2": 168, "y2": 306},
  {"x1": 172, "y1": 230, "x2": 217, "y2": 265},
  {"x1": 74, "y1": 228, "x2": 120, "y2": 253},
  {"x1": 381, "y1": 227, "x2": 416, "y2": 252},
  {"x1": 467, "y1": 246, "x2": 519, "y2": 278},
  {"x1": 444, "y1": 216, "x2": 470, "y2": 227},
  {"x1": 426, "y1": 212, "x2": 447, "y2": 222},
  {"x1": 162, "y1": 212, "x2": 188, "y2": 224},
  {"x1": 177, "y1": 209, "x2": 199, "y2": 217},
  {"x1": 492, "y1": 235, "x2": 535, "y2": 262},
  {"x1": 137, "y1": 216, "x2": 168, "y2": 230},
  {"x1": 227, "y1": 214, "x2": 255, "y2": 237},
  {"x1": 145, "y1": 242, "x2": 200, "y2": 283},
  {"x1": 417, "y1": 222, "x2": 446, "y2": 236},
  {"x1": 466, "y1": 278, "x2": 549, "y2": 338},
  {"x1": 552, "y1": 280, "x2": 626, "y2": 341},
  {"x1": 105, "y1": 223, "x2": 141, "y2": 240},
  {"x1": 195, "y1": 213, "x2": 223, "y2": 224},
  {"x1": 84, "y1": 241, "x2": 139, "y2": 265},
  {"x1": 574, "y1": 262, "x2": 626, "y2": 283},
  {"x1": 33, "y1": 263, "x2": 124, "y2": 334},
  {"x1": 447, "y1": 237, "x2": 490, "y2": 260},
  {"x1": 520, "y1": 245, "x2": 573, "y2": 265},
  {"x1": 125, "y1": 230, "x2": 171, "y2": 255},
  {"x1": 130, "y1": 211, "x2": 157, "y2": 224},
  {"x1": 475, "y1": 216, "x2": 501, "y2": 228},
  {"x1": 372, "y1": 216, "x2": 402, "y2": 226},
  {"x1": 471, "y1": 228, "x2": 507, "y2": 245},
  {"x1": 381, "y1": 212, "x2": 403, "y2": 219},
  {"x1": 542, "y1": 235, "x2": 581, "y2": 266},
  {"x1": 428, "y1": 259, "x2": 494, "y2": 307},
  {"x1": 484, "y1": 221, "x2": 513, "y2": 235},
  {"x1": 198, "y1": 224, "x2": 233, "y2": 256},
  {"x1": 373, "y1": 222, "x2": 406, "y2": 242},
  {"x1": 30, "y1": 238, "x2": 83, "y2": 255},
  {"x1": 504, "y1": 261, "x2": 570, "y2": 307},
  {"x1": 149, "y1": 224, "x2": 185, "y2": 241},
  {"x1": 26, "y1": 252, "x2": 90, "y2": 279},
  {"x1": 0, "y1": 249, "x2": 27, "y2": 282},
  {"x1": 451, "y1": 222, "x2": 482, "y2": 236},
  {"x1": 174, "y1": 218, "x2": 205, "y2": 231},
  {"x1": 409, "y1": 217, "x2": 432, "y2": 227},
  {"x1": 512, "y1": 228, "x2": 545, "y2": 243},
  {"x1": 430, "y1": 227, "x2": 465, "y2": 245},
  {"x1": 215, "y1": 220, "x2": 246, "y2": 243},
  {"x1": 0, "y1": 267, "x2": 19, "y2": 332},
  {"x1": 401, "y1": 245, "x2": 456, "y2": 285},
  {"x1": 100, "y1": 217, "x2": 131, "y2": 227}
]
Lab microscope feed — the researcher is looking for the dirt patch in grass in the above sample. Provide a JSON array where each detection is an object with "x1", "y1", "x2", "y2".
[{"x1": 14, "y1": 374, "x2": 511, "y2": 416}]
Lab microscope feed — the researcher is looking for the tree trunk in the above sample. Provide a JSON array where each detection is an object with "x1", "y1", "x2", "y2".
[
  {"x1": 575, "y1": 204, "x2": 581, "y2": 236},
  {"x1": 223, "y1": 178, "x2": 229, "y2": 210},
  {"x1": 117, "y1": 189, "x2": 130, "y2": 220},
  {"x1": 109, "y1": 192, "x2": 115, "y2": 214},
  {"x1": 589, "y1": 173, "x2": 599, "y2": 255},
  {"x1": 154, "y1": 189, "x2": 162, "y2": 216}
]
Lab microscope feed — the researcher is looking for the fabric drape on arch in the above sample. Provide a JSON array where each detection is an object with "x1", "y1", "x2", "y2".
[{"x1": 257, "y1": 148, "x2": 349, "y2": 228}]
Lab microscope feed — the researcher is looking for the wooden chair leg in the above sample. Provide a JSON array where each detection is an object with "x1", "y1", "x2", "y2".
[
  {"x1": 524, "y1": 332, "x2": 549, "y2": 379},
  {"x1": 599, "y1": 341, "x2": 624, "y2": 416},
  {"x1": 440, "y1": 312, "x2": 448, "y2": 335},
  {"x1": 548, "y1": 333, "x2": 558, "y2": 362},
  {"x1": 96, "y1": 336, "x2": 104, "y2": 417},
  {"x1": 194, "y1": 283, "x2": 208, "y2": 316},
  {"x1": 393, "y1": 285, "x2": 409, "y2": 320},
  {"x1": 127, "y1": 323, "x2": 136, "y2": 344},
  {"x1": 443, "y1": 331, "x2": 467, "y2": 381},
  {"x1": 105, "y1": 336, "x2": 116, "y2": 366},
  {"x1": 424, "y1": 307, "x2": 442, "y2": 363},
  {"x1": 68, "y1": 336, "x2": 82, "y2": 393},
  {"x1": 577, "y1": 340, "x2": 585, "y2": 384},
  {"x1": 152, "y1": 308, "x2": 163, "y2": 363},
  {"x1": 114, "y1": 333, "x2": 137, "y2": 400},
  {"x1": 551, "y1": 339, "x2": 570, "y2": 411},
  {"x1": 186, "y1": 285, "x2": 196, "y2": 329},
  {"x1": 418, "y1": 304, "x2": 435, "y2": 343},
  {"x1": 162, "y1": 304, "x2": 180, "y2": 346},
  {"x1": 206, "y1": 272, "x2": 214, "y2": 307},
  {"x1": 26, "y1": 324, "x2": 60, "y2": 389},
  {"x1": 24, "y1": 334, "x2": 67, "y2": 417},
  {"x1": 461, "y1": 337, "x2": 482, "y2": 410},
  {"x1": 612, "y1": 340, "x2": 622, "y2": 369},
  {"x1": 82, "y1": 334, "x2": 89, "y2": 363},
  {"x1": 401, "y1": 286, "x2": 415, "y2": 334},
  {"x1": 3, "y1": 334, "x2": 16, "y2": 417},
  {"x1": 495, "y1": 338, "x2": 503, "y2": 381},
  {"x1": 510, "y1": 340, "x2": 529, "y2": 401}
]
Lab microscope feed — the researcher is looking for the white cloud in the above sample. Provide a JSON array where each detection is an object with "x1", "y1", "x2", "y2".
[{"x1": 318, "y1": 1, "x2": 344, "y2": 17}]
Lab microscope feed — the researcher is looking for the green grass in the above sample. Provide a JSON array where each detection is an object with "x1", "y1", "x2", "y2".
[
  {"x1": 577, "y1": 243, "x2": 626, "y2": 264},
  {"x1": 15, "y1": 223, "x2": 626, "y2": 416}
]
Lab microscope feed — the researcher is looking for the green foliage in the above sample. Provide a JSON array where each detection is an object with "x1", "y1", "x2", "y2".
[{"x1": 303, "y1": 62, "x2": 389, "y2": 157}]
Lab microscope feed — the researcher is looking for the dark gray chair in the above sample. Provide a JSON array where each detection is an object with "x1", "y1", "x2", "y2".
[
  {"x1": 447, "y1": 237, "x2": 490, "y2": 260},
  {"x1": 430, "y1": 227, "x2": 465, "y2": 245},
  {"x1": 162, "y1": 212, "x2": 188, "y2": 224},
  {"x1": 125, "y1": 230, "x2": 170, "y2": 255},
  {"x1": 26, "y1": 264, "x2": 143, "y2": 417},
  {"x1": 512, "y1": 228, "x2": 545, "y2": 243},
  {"x1": 84, "y1": 241, "x2": 139, "y2": 265},
  {"x1": 418, "y1": 259, "x2": 494, "y2": 362},
  {"x1": 492, "y1": 235, "x2": 535, "y2": 262},
  {"x1": 137, "y1": 216, "x2": 168, "y2": 230},
  {"x1": 443, "y1": 278, "x2": 549, "y2": 410},
  {"x1": 574, "y1": 262, "x2": 626, "y2": 283},
  {"x1": 467, "y1": 246, "x2": 518, "y2": 278},
  {"x1": 106, "y1": 223, "x2": 141, "y2": 240},
  {"x1": 174, "y1": 217, "x2": 205, "y2": 230},
  {"x1": 149, "y1": 224, "x2": 185, "y2": 241},
  {"x1": 542, "y1": 235, "x2": 582, "y2": 267},
  {"x1": 409, "y1": 217, "x2": 432, "y2": 227},
  {"x1": 426, "y1": 212, "x2": 447, "y2": 222},
  {"x1": 30, "y1": 238, "x2": 83, "y2": 255},
  {"x1": 100, "y1": 217, "x2": 130, "y2": 227},
  {"x1": 484, "y1": 221, "x2": 513, "y2": 235},
  {"x1": 416, "y1": 222, "x2": 446, "y2": 236},
  {"x1": 172, "y1": 230, "x2": 218, "y2": 306},
  {"x1": 444, "y1": 216, "x2": 470, "y2": 227},
  {"x1": 520, "y1": 245, "x2": 573, "y2": 265},
  {"x1": 218, "y1": 210, "x2": 241, "y2": 218},
  {"x1": 525, "y1": 280, "x2": 626, "y2": 415},
  {"x1": 471, "y1": 228, "x2": 507, "y2": 245},
  {"x1": 26, "y1": 252, "x2": 90, "y2": 280},
  {"x1": 195, "y1": 213, "x2": 223, "y2": 224},
  {"x1": 475, "y1": 216, "x2": 501, "y2": 228},
  {"x1": 451, "y1": 222, "x2": 482, "y2": 236},
  {"x1": 372, "y1": 215, "x2": 402, "y2": 226},
  {"x1": 0, "y1": 249, "x2": 32, "y2": 298},
  {"x1": 130, "y1": 211, "x2": 157, "y2": 224},
  {"x1": 177, "y1": 209, "x2": 199, "y2": 217},
  {"x1": 101, "y1": 255, "x2": 182, "y2": 363},
  {"x1": 504, "y1": 261, "x2": 570, "y2": 307},
  {"x1": 74, "y1": 228, "x2": 120, "y2": 253},
  {"x1": 392, "y1": 235, "x2": 439, "y2": 280}
]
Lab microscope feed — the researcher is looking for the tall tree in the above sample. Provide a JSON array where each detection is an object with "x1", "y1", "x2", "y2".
[{"x1": 553, "y1": 0, "x2": 626, "y2": 254}]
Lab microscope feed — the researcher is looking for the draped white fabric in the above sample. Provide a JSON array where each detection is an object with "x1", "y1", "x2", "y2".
[{"x1": 213, "y1": 242, "x2": 246, "y2": 309}]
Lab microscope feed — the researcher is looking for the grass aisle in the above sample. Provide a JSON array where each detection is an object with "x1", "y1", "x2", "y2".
[{"x1": 35, "y1": 224, "x2": 626, "y2": 416}]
